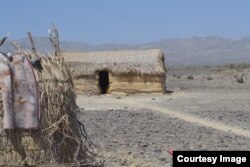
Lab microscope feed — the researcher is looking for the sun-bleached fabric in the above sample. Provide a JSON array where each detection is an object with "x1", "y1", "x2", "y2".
[
  {"x1": 0, "y1": 54, "x2": 39, "y2": 129},
  {"x1": 0, "y1": 54, "x2": 14, "y2": 129}
]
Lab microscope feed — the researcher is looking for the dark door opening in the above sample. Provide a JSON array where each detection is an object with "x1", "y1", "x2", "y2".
[{"x1": 98, "y1": 70, "x2": 109, "y2": 94}]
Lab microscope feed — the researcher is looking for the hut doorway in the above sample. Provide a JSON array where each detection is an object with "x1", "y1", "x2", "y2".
[{"x1": 98, "y1": 70, "x2": 109, "y2": 94}]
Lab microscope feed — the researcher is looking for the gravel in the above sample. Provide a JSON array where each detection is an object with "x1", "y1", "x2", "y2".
[{"x1": 78, "y1": 109, "x2": 250, "y2": 167}]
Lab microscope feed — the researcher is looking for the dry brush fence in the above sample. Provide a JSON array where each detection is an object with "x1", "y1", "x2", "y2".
[{"x1": 0, "y1": 28, "x2": 102, "y2": 167}]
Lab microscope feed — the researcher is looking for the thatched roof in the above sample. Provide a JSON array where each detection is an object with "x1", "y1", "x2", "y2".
[{"x1": 63, "y1": 49, "x2": 167, "y2": 78}]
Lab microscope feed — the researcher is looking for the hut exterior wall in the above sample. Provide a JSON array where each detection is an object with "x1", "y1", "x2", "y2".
[
  {"x1": 72, "y1": 74, "x2": 166, "y2": 95},
  {"x1": 109, "y1": 74, "x2": 165, "y2": 94},
  {"x1": 73, "y1": 76, "x2": 99, "y2": 94}
]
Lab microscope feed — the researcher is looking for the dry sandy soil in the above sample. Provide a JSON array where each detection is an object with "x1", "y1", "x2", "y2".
[{"x1": 77, "y1": 67, "x2": 250, "y2": 167}]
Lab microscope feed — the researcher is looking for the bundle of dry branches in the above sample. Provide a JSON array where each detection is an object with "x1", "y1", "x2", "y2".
[{"x1": 0, "y1": 27, "x2": 102, "y2": 167}]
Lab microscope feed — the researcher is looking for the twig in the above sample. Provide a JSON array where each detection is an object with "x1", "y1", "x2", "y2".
[
  {"x1": 27, "y1": 32, "x2": 39, "y2": 59},
  {"x1": 48, "y1": 24, "x2": 61, "y2": 57},
  {"x1": 0, "y1": 33, "x2": 10, "y2": 47}
]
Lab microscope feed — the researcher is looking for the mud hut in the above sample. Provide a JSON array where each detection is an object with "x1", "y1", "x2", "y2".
[{"x1": 63, "y1": 49, "x2": 167, "y2": 95}]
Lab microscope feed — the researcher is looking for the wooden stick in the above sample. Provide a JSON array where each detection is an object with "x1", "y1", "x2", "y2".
[
  {"x1": 10, "y1": 41, "x2": 21, "y2": 50},
  {"x1": 0, "y1": 33, "x2": 10, "y2": 47},
  {"x1": 48, "y1": 24, "x2": 61, "y2": 57},
  {"x1": 27, "y1": 32, "x2": 39, "y2": 59}
]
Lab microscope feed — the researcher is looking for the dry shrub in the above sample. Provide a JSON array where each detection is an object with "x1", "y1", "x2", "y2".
[{"x1": 187, "y1": 75, "x2": 194, "y2": 80}]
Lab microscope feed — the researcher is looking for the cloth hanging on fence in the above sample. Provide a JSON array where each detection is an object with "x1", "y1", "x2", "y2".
[
  {"x1": 0, "y1": 53, "x2": 39, "y2": 129},
  {"x1": 0, "y1": 54, "x2": 14, "y2": 128}
]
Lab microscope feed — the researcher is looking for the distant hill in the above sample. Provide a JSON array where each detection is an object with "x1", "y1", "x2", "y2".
[{"x1": 1, "y1": 36, "x2": 250, "y2": 67}]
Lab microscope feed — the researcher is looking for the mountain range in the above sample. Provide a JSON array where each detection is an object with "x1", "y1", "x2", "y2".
[{"x1": 1, "y1": 36, "x2": 250, "y2": 67}]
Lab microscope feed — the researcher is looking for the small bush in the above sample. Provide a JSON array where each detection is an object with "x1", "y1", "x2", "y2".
[
  {"x1": 206, "y1": 76, "x2": 213, "y2": 80},
  {"x1": 166, "y1": 88, "x2": 174, "y2": 94},
  {"x1": 187, "y1": 75, "x2": 194, "y2": 80},
  {"x1": 176, "y1": 75, "x2": 182, "y2": 79},
  {"x1": 236, "y1": 74, "x2": 245, "y2": 83}
]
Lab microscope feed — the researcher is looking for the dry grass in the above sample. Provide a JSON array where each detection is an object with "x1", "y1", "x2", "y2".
[
  {"x1": 0, "y1": 51, "x2": 100, "y2": 166},
  {"x1": 62, "y1": 49, "x2": 166, "y2": 77}
]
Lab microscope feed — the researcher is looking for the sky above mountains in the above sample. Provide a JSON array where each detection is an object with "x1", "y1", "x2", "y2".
[{"x1": 1, "y1": 0, "x2": 250, "y2": 44}]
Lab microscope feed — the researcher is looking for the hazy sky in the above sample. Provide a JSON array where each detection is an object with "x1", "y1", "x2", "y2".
[{"x1": 1, "y1": 0, "x2": 250, "y2": 44}]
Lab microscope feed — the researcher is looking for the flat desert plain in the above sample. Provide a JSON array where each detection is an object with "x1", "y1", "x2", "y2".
[{"x1": 77, "y1": 67, "x2": 250, "y2": 167}]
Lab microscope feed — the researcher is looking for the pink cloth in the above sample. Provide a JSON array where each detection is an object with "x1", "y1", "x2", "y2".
[
  {"x1": 0, "y1": 54, "x2": 39, "y2": 129},
  {"x1": 0, "y1": 55, "x2": 14, "y2": 128}
]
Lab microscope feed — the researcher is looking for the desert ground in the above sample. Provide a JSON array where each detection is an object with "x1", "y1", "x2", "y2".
[{"x1": 77, "y1": 66, "x2": 250, "y2": 167}]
